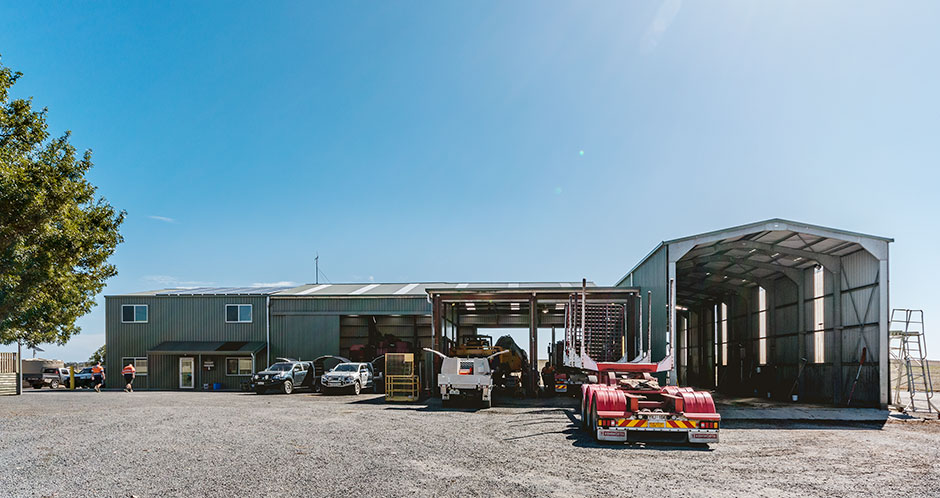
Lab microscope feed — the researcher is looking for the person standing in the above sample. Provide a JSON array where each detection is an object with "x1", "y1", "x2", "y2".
[
  {"x1": 92, "y1": 361, "x2": 105, "y2": 393},
  {"x1": 122, "y1": 362, "x2": 136, "y2": 392}
]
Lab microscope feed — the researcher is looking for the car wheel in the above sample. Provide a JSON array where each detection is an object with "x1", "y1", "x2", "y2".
[
  {"x1": 282, "y1": 380, "x2": 293, "y2": 395},
  {"x1": 352, "y1": 381, "x2": 361, "y2": 395},
  {"x1": 49, "y1": 379, "x2": 59, "y2": 389}
]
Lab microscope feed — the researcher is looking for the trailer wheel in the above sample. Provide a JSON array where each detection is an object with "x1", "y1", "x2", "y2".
[
  {"x1": 590, "y1": 397, "x2": 600, "y2": 441},
  {"x1": 441, "y1": 398, "x2": 451, "y2": 408}
]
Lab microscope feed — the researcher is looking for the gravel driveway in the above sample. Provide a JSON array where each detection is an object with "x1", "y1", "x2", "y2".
[{"x1": 1, "y1": 390, "x2": 938, "y2": 497}]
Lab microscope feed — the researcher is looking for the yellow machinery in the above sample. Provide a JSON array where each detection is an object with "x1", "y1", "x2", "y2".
[
  {"x1": 385, "y1": 353, "x2": 419, "y2": 402},
  {"x1": 452, "y1": 335, "x2": 502, "y2": 358}
]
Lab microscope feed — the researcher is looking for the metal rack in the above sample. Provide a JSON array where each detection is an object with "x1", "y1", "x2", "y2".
[
  {"x1": 889, "y1": 309, "x2": 937, "y2": 413},
  {"x1": 565, "y1": 296, "x2": 626, "y2": 364}
]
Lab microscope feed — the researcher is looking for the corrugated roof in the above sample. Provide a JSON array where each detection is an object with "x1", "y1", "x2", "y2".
[
  {"x1": 618, "y1": 218, "x2": 893, "y2": 286},
  {"x1": 275, "y1": 282, "x2": 592, "y2": 297}
]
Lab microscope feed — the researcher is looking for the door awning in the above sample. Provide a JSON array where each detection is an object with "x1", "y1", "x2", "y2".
[{"x1": 147, "y1": 341, "x2": 266, "y2": 356}]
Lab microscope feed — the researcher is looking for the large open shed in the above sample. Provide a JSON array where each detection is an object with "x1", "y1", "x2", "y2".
[{"x1": 618, "y1": 219, "x2": 892, "y2": 407}]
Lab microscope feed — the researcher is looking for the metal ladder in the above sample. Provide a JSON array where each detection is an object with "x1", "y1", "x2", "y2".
[{"x1": 889, "y1": 309, "x2": 937, "y2": 412}]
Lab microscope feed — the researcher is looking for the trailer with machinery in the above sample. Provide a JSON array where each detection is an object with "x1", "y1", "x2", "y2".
[
  {"x1": 424, "y1": 348, "x2": 508, "y2": 408},
  {"x1": 566, "y1": 281, "x2": 720, "y2": 444}
]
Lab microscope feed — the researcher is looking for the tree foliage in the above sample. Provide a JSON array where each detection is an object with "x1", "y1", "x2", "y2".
[
  {"x1": 0, "y1": 56, "x2": 125, "y2": 346},
  {"x1": 88, "y1": 344, "x2": 106, "y2": 365}
]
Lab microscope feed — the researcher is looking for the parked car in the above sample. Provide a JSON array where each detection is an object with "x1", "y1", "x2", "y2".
[
  {"x1": 74, "y1": 366, "x2": 105, "y2": 389},
  {"x1": 320, "y1": 362, "x2": 375, "y2": 395},
  {"x1": 250, "y1": 359, "x2": 314, "y2": 394},
  {"x1": 24, "y1": 367, "x2": 65, "y2": 389}
]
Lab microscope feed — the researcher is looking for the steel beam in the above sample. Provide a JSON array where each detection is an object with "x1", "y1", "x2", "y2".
[
  {"x1": 698, "y1": 240, "x2": 841, "y2": 269},
  {"x1": 679, "y1": 255, "x2": 802, "y2": 283}
]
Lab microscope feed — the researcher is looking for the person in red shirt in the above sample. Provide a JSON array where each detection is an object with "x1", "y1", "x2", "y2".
[
  {"x1": 91, "y1": 362, "x2": 105, "y2": 393},
  {"x1": 122, "y1": 363, "x2": 136, "y2": 392}
]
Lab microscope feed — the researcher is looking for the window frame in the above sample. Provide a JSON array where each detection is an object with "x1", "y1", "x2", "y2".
[
  {"x1": 225, "y1": 304, "x2": 253, "y2": 324},
  {"x1": 121, "y1": 304, "x2": 149, "y2": 324},
  {"x1": 121, "y1": 357, "x2": 148, "y2": 376},
  {"x1": 225, "y1": 357, "x2": 253, "y2": 376}
]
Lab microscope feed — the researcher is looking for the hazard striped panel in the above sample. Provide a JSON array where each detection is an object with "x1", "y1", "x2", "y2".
[{"x1": 666, "y1": 420, "x2": 697, "y2": 429}]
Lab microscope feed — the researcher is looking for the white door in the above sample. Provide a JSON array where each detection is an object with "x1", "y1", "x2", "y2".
[{"x1": 179, "y1": 357, "x2": 194, "y2": 389}]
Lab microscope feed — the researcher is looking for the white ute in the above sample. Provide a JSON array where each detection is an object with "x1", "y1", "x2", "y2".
[{"x1": 425, "y1": 348, "x2": 508, "y2": 408}]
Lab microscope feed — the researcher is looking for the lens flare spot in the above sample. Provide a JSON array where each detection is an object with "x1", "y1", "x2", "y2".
[{"x1": 579, "y1": 150, "x2": 584, "y2": 156}]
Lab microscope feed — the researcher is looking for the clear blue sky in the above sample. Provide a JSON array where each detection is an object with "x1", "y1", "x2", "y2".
[{"x1": 2, "y1": 1, "x2": 938, "y2": 361}]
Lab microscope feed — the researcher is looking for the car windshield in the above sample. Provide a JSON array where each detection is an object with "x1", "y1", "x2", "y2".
[
  {"x1": 332, "y1": 364, "x2": 358, "y2": 372},
  {"x1": 267, "y1": 363, "x2": 292, "y2": 371},
  {"x1": 79, "y1": 367, "x2": 93, "y2": 374}
]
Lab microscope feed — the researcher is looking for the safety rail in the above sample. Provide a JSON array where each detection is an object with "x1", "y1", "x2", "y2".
[{"x1": 385, "y1": 374, "x2": 419, "y2": 402}]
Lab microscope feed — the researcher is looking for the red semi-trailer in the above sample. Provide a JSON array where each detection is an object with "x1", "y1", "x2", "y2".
[{"x1": 565, "y1": 280, "x2": 720, "y2": 444}]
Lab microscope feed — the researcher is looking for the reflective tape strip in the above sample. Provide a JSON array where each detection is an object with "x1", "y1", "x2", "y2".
[{"x1": 665, "y1": 420, "x2": 697, "y2": 429}]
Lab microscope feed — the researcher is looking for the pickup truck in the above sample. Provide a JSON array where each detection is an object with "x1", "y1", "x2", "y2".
[
  {"x1": 24, "y1": 367, "x2": 67, "y2": 389},
  {"x1": 250, "y1": 359, "x2": 315, "y2": 394},
  {"x1": 320, "y1": 362, "x2": 376, "y2": 395}
]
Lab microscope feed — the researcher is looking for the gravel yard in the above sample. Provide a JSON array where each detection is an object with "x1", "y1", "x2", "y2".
[{"x1": 1, "y1": 390, "x2": 938, "y2": 497}]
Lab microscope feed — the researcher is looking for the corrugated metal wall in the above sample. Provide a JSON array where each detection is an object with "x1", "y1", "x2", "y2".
[
  {"x1": 106, "y1": 295, "x2": 268, "y2": 390},
  {"x1": 270, "y1": 314, "x2": 339, "y2": 363},
  {"x1": 620, "y1": 245, "x2": 669, "y2": 361}
]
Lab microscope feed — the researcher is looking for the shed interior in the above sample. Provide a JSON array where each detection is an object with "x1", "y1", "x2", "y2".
[{"x1": 671, "y1": 223, "x2": 889, "y2": 406}]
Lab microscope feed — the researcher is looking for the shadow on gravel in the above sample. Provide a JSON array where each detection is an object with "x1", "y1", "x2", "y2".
[{"x1": 723, "y1": 420, "x2": 887, "y2": 430}]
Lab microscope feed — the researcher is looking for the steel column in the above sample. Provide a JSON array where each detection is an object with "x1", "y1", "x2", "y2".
[
  {"x1": 797, "y1": 270, "x2": 806, "y2": 401},
  {"x1": 832, "y1": 264, "x2": 843, "y2": 404},
  {"x1": 529, "y1": 295, "x2": 538, "y2": 396}
]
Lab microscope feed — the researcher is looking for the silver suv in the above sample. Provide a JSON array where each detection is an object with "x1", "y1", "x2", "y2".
[{"x1": 320, "y1": 362, "x2": 375, "y2": 395}]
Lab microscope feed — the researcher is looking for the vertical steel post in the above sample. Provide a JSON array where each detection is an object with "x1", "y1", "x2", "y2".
[
  {"x1": 797, "y1": 271, "x2": 806, "y2": 401},
  {"x1": 832, "y1": 264, "x2": 843, "y2": 404},
  {"x1": 529, "y1": 295, "x2": 538, "y2": 396},
  {"x1": 16, "y1": 341, "x2": 21, "y2": 396}
]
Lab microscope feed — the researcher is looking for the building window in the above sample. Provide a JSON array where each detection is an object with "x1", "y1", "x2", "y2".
[
  {"x1": 758, "y1": 287, "x2": 768, "y2": 365},
  {"x1": 122, "y1": 305, "x2": 148, "y2": 323},
  {"x1": 813, "y1": 265, "x2": 826, "y2": 363},
  {"x1": 225, "y1": 304, "x2": 252, "y2": 323},
  {"x1": 226, "y1": 357, "x2": 253, "y2": 376},
  {"x1": 720, "y1": 303, "x2": 729, "y2": 367},
  {"x1": 121, "y1": 357, "x2": 148, "y2": 375}
]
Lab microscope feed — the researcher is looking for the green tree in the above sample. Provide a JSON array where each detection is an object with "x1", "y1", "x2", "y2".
[
  {"x1": 0, "y1": 56, "x2": 124, "y2": 347},
  {"x1": 88, "y1": 345, "x2": 105, "y2": 365}
]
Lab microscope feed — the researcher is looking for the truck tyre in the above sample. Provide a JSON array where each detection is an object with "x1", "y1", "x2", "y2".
[
  {"x1": 352, "y1": 381, "x2": 361, "y2": 395},
  {"x1": 441, "y1": 398, "x2": 451, "y2": 408},
  {"x1": 590, "y1": 397, "x2": 600, "y2": 441},
  {"x1": 49, "y1": 379, "x2": 59, "y2": 389},
  {"x1": 282, "y1": 380, "x2": 293, "y2": 395},
  {"x1": 483, "y1": 397, "x2": 492, "y2": 409}
]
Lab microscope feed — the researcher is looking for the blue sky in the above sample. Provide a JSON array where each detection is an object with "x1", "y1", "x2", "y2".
[{"x1": 2, "y1": 1, "x2": 938, "y2": 361}]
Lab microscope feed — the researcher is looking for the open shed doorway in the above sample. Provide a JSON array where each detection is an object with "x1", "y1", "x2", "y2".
[
  {"x1": 622, "y1": 219, "x2": 893, "y2": 408},
  {"x1": 426, "y1": 284, "x2": 640, "y2": 396}
]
